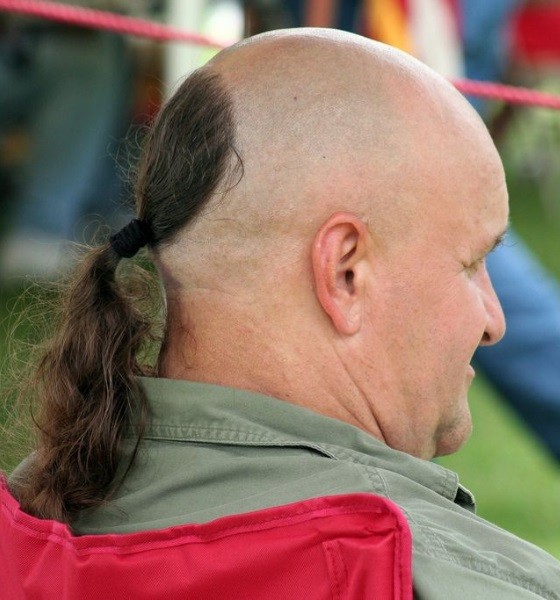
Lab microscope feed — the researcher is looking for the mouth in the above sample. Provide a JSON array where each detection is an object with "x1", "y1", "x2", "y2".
[{"x1": 467, "y1": 364, "x2": 476, "y2": 378}]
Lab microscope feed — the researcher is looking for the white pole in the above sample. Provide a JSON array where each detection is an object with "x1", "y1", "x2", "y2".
[{"x1": 164, "y1": 0, "x2": 208, "y2": 95}]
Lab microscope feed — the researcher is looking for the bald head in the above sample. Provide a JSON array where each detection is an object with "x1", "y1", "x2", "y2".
[
  {"x1": 156, "y1": 29, "x2": 508, "y2": 459},
  {"x1": 160, "y1": 29, "x2": 498, "y2": 290}
]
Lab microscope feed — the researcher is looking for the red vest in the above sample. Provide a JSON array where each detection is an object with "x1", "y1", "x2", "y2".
[{"x1": 1, "y1": 477, "x2": 412, "y2": 599}]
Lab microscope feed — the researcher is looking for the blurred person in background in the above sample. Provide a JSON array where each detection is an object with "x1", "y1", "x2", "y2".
[
  {"x1": 265, "y1": 0, "x2": 560, "y2": 464},
  {"x1": 0, "y1": 2, "x2": 152, "y2": 283}
]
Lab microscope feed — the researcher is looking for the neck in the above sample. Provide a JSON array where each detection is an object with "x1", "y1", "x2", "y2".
[{"x1": 158, "y1": 296, "x2": 385, "y2": 442}]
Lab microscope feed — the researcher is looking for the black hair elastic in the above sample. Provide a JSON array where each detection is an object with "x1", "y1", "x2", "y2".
[{"x1": 109, "y1": 218, "x2": 151, "y2": 259}]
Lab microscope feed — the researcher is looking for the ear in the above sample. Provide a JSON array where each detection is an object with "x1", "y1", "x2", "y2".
[{"x1": 311, "y1": 212, "x2": 371, "y2": 335}]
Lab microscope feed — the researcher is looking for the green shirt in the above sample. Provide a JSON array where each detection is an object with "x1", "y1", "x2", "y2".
[{"x1": 73, "y1": 377, "x2": 560, "y2": 599}]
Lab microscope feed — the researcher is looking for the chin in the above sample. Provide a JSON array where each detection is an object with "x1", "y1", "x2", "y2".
[{"x1": 434, "y1": 412, "x2": 473, "y2": 458}]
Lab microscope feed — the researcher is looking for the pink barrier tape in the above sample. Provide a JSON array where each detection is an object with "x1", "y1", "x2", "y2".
[
  {"x1": 453, "y1": 78, "x2": 560, "y2": 110},
  {"x1": 2, "y1": 0, "x2": 560, "y2": 110},
  {"x1": 0, "y1": 0, "x2": 226, "y2": 48}
]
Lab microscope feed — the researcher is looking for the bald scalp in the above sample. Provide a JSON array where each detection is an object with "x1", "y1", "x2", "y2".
[{"x1": 159, "y1": 28, "x2": 494, "y2": 295}]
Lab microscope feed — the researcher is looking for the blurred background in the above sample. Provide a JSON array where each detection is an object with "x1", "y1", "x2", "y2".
[{"x1": 1, "y1": 0, "x2": 560, "y2": 557}]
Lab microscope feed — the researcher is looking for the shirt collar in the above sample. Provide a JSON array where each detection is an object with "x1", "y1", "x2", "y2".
[{"x1": 138, "y1": 377, "x2": 474, "y2": 508}]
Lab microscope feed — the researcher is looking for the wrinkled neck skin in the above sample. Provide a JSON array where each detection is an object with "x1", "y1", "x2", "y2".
[{"x1": 159, "y1": 282, "x2": 388, "y2": 446}]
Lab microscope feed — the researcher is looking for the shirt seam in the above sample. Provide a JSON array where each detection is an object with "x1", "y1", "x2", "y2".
[{"x1": 141, "y1": 425, "x2": 339, "y2": 459}]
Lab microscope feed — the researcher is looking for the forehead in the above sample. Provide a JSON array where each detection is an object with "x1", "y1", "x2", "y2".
[
  {"x1": 384, "y1": 111, "x2": 509, "y2": 259},
  {"x1": 418, "y1": 89, "x2": 508, "y2": 229},
  {"x1": 442, "y1": 144, "x2": 510, "y2": 255}
]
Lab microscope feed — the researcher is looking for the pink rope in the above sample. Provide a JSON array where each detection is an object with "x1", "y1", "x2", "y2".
[
  {"x1": 452, "y1": 78, "x2": 560, "y2": 111},
  {"x1": 2, "y1": 0, "x2": 560, "y2": 110},
  {"x1": 0, "y1": 0, "x2": 226, "y2": 48}
]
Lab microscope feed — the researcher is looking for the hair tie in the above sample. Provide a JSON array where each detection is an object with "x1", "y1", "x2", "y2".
[{"x1": 110, "y1": 219, "x2": 151, "y2": 259}]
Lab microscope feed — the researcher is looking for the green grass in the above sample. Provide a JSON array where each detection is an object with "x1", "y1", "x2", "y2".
[
  {"x1": 506, "y1": 171, "x2": 560, "y2": 276},
  {"x1": 0, "y1": 284, "x2": 42, "y2": 473}
]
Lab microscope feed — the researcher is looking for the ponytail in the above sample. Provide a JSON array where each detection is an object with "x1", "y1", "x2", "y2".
[
  {"x1": 8, "y1": 67, "x2": 241, "y2": 524},
  {"x1": 13, "y1": 245, "x2": 154, "y2": 522}
]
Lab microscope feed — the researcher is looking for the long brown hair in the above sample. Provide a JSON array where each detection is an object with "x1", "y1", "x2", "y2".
[{"x1": 9, "y1": 68, "x2": 241, "y2": 523}]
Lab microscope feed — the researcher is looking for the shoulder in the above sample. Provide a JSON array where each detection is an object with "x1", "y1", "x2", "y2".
[{"x1": 392, "y1": 484, "x2": 560, "y2": 599}]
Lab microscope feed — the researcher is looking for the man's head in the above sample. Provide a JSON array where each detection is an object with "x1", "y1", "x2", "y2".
[{"x1": 138, "y1": 29, "x2": 508, "y2": 460}]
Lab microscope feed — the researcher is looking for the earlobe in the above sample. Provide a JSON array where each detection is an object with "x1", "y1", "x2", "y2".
[{"x1": 312, "y1": 212, "x2": 370, "y2": 335}]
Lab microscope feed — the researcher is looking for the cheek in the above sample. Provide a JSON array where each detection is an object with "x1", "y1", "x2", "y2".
[
  {"x1": 372, "y1": 265, "x2": 487, "y2": 365},
  {"x1": 435, "y1": 271, "x2": 487, "y2": 328},
  {"x1": 406, "y1": 276, "x2": 487, "y2": 366}
]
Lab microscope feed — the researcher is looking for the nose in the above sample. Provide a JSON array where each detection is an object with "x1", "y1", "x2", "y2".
[{"x1": 479, "y1": 264, "x2": 506, "y2": 346}]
